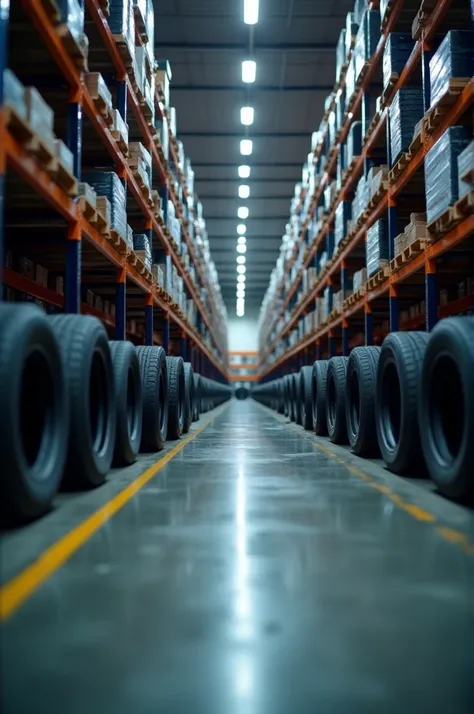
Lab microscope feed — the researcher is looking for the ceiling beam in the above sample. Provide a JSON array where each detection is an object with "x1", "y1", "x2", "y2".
[{"x1": 172, "y1": 85, "x2": 332, "y2": 92}]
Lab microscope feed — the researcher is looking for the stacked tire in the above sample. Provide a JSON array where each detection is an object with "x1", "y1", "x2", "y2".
[
  {"x1": 0, "y1": 305, "x2": 231, "y2": 524},
  {"x1": 252, "y1": 317, "x2": 474, "y2": 502}
]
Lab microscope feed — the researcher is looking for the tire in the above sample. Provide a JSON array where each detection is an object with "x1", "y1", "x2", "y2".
[
  {"x1": 109, "y1": 341, "x2": 143, "y2": 466},
  {"x1": 375, "y1": 331, "x2": 430, "y2": 474},
  {"x1": 49, "y1": 314, "x2": 116, "y2": 488},
  {"x1": 166, "y1": 356, "x2": 185, "y2": 439},
  {"x1": 136, "y1": 346, "x2": 168, "y2": 451},
  {"x1": 193, "y1": 373, "x2": 201, "y2": 421},
  {"x1": 0, "y1": 304, "x2": 68, "y2": 521},
  {"x1": 312, "y1": 360, "x2": 329, "y2": 435},
  {"x1": 283, "y1": 375, "x2": 291, "y2": 418},
  {"x1": 277, "y1": 379, "x2": 285, "y2": 414},
  {"x1": 418, "y1": 317, "x2": 474, "y2": 500},
  {"x1": 291, "y1": 373, "x2": 300, "y2": 423},
  {"x1": 346, "y1": 346, "x2": 381, "y2": 456},
  {"x1": 183, "y1": 362, "x2": 194, "y2": 433},
  {"x1": 326, "y1": 356, "x2": 349, "y2": 444},
  {"x1": 300, "y1": 366, "x2": 314, "y2": 430}
]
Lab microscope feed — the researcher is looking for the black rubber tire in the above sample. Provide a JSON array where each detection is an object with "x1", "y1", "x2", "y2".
[
  {"x1": 375, "y1": 331, "x2": 430, "y2": 474},
  {"x1": 166, "y1": 356, "x2": 185, "y2": 439},
  {"x1": 0, "y1": 304, "x2": 68, "y2": 521},
  {"x1": 291, "y1": 373, "x2": 300, "y2": 423},
  {"x1": 193, "y1": 373, "x2": 201, "y2": 421},
  {"x1": 49, "y1": 314, "x2": 116, "y2": 488},
  {"x1": 312, "y1": 360, "x2": 329, "y2": 436},
  {"x1": 346, "y1": 346, "x2": 381, "y2": 457},
  {"x1": 109, "y1": 341, "x2": 143, "y2": 466},
  {"x1": 136, "y1": 346, "x2": 168, "y2": 451},
  {"x1": 418, "y1": 317, "x2": 474, "y2": 500},
  {"x1": 183, "y1": 362, "x2": 194, "y2": 433},
  {"x1": 326, "y1": 357, "x2": 349, "y2": 444},
  {"x1": 277, "y1": 378, "x2": 285, "y2": 414},
  {"x1": 283, "y1": 375, "x2": 291, "y2": 418},
  {"x1": 300, "y1": 366, "x2": 314, "y2": 430}
]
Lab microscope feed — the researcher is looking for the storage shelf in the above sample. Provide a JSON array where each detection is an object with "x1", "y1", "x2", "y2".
[
  {"x1": 2, "y1": 0, "x2": 227, "y2": 379},
  {"x1": 259, "y1": 0, "x2": 473, "y2": 376}
]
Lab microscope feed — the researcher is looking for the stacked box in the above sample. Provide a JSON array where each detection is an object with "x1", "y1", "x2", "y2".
[
  {"x1": 389, "y1": 88, "x2": 424, "y2": 165},
  {"x1": 129, "y1": 142, "x2": 152, "y2": 187},
  {"x1": 57, "y1": 0, "x2": 85, "y2": 47},
  {"x1": 335, "y1": 201, "x2": 352, "y2": 247},
  {"x1": 429, "y1": 31, "x2": 474, "y2": 108},
  {"x1": 327, "y1": 110, "x2": 337, "y2": 149},
  {"x1": 353, "y1": 268, "x2": 367, "y2": 291},
  {"x1": 335, "y1": 29, "x2": 347, "y2": 81},
  {"x1": 425, "y1": 126, "x2": 471, "y2": 223},
  {"x1": 352, "y1": 175, "x2": 367, "y2": 222},
  {"x1": 354, "y1": 0, "x2": 368, "y2": 24},
  {"x1": 78, "y1": 182, "x2": 97, "y2": 207},
  {"x1": 84, "y1": 172, "x2": 127, "y2": 240},
  {"x1": 109, "y1": 0, "x2": 135, "y2": 60},
  {"x1": 155, "y1": 59, "x2": 172, "y2": 108},
  {"x1": 54, "y1": 140, "x2": 74, "y2": 175},
  {"x1": 383, "y1": 34, "x2": 415, "y2": 91},
  {"x1": 134, "y1": 234, "x2": 152, "y2": 270},
  {"x1": 3, "y1": 70, "x2": 27, "y2": 119},
  {"x1": 457, "y1": 141, "x2": 474, "y2": 198},
  {"x1": 354, "y1": 10, "x2": 380, "y2": 81},
  {"x1": 367, "y1": 165, "x2": 389, "y2": 201},
  {"x1": 25, "y1": 87, "x2": 55, "y2": 152},
  {"x1": 85, "y1": 73, "x2": 113, "y2": 112},
  {"x1": 366, "y1": 220, "x2": 389, "y2": 276},
  {"x1": 335, "y1": 89, "x2": 346, "y2": 133},
  {"x1": 127, "y1": 224, "x2": 134, "y2": 250},
  {"x1": 112, "y1": 108, "x2": 129, "y2": 147},
  {"x1": 347, "y1": 121, "x2": 362, "y2": 164},
  {"x1": 96, "y1": 196, "x2": 111, "y2": 225},
  {"x1": 144, "y1": 0, "x2": 155, "y2": 71}
]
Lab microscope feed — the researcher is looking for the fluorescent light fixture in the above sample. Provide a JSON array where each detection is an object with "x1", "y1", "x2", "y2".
[
  {"x1": 237, "y1": 275, "x2": 246, "y2": 283},
  {"x1": 238, "y1": 206, "x2": 249, "y2": 219},
  {"x1": 237, "y1": 236, "x2": 247, "y2": 244},
  {"x1": 237, "y1": 298, "x2": 245, "y2": 308},
  {"x1": 237, "y1": 223, "x2": 246, "y2": 235},
  {"x1": 238, "y1": 165, "x2": 251, "y2": 179},
  {"x1": 242, "y1": 60, "x2": 256, "y2": 83},
  {"x1": 237, "y1": 265, "x2": 246, "y2": 274},
  {"x1": 237, "y1": 309, "x2": 245, "y2": 317},
  {"x1": 239, "y1": 185, "x2": 250, "y2": 199},
  {"x1": 237, "y1": 289, "x2": 245, "y2": 298},
  {"x1": 240, "y1": 139, "x2": 253, "y2": 155},
  {"x1": 240, "y1": 106, "x2": 254, "y2": 126},
  {"x1": 244, "y1": 0, "x2": 259, "y2": 25},
  {"x1": 237, "y1": 244, "x2": 247, "y2": 254},
  {"x1": 237, "y1": 256, "x2": 246, "y2": 264}
]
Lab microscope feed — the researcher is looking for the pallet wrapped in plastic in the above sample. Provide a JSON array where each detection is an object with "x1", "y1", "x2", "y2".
[
  {"x1": 389, "y1": 87, "x2": 424, "y2": 165},
  {"x1": 429, "y1": 31, "x2": 474, "y2": 108},
  {"x1": 335, "y1": 201, "x2": 352, "y2": 247},
  {"x1": 24, "y1": 86, "x2": 55, "y2": 152},
  {"x1": 347, "y1": 121, "x2": 362, "y2": 164},
  {"x1": 3, "y1": 69, "x2": 27, "y2": 119},
  {"x1": 354, "y1": 0, "x2": 368, "y2": 24},
  {"x1": 345, "y1": 55, "x2": 356, "y2": 103},
  {"x1": 424, "y1": 126, "x2": 471, "y2": 223},
  {"x1": 133, "y1": 233, "x2": 152, "y2": 270},
  {"x1": 353, "y1": 267, "x2": 367, "y2": 292},
  {"x1": 109, "y1": 0, "x2": 134, "y2": 59},
  {"x1": 84, "y1": 171, "x2": 127, "y2": 240},
  {"x1": 336, "y1": 29, "x2": 347, "y2": 82},
  {"x1": 354, "y1": 9, "x2": 380, "y2": 81},
  {"x1": 57, "y1": 0, "x2": 85, "y2": 45},
  {"x1": 335, "y1": 89, "x2": 346, "y2": 133},
  {"x1": 383, "y1": 34, "x2": 415, "y2": 91},
  {"x1": 457, "y1": 141, "x2": 474, "y2": 199},
  {"x1": 345, "y1": 12, "x2": 359, "y2": 56},
  {"x1": 352, "y1": 175, "x2": 367, "y2": 223},
  {"x1": 366, "y1": 220, "x2": 389, "y2": 277}
]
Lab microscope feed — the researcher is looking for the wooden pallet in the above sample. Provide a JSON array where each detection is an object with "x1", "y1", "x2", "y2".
[
  {"x1": 90, "y1": 93, "x2": 114, "y2": 129},
  {"x1": 454, "y1": 190, "x2": 474, "y2": 220},
  {"x1": 390, "y1": 238, "x2": 427, "y2": 272},
  {"x1": 366, "y1": 265, "x2": 390, "y2": 291},
  {"x1": 388, "y1": 150, "x2": 412, "y2": 184},
  {"x1": 54, "y1": 160, "x2": 78, "y2": 197},
  {"x1": 4, "y1": 106, "x2": 35, "y2": 145},
  {"x1": 133, "y1": 3, "x2": 149, "y2": 44},
  {"x1": 56, "y1": 24, "x2": 88, "y2": 72},
  {"x1": 364, "y1": 112, "x2": 381, "y2": 145},
  {"x1": 422, "y1": 79, "x2": 471, "y2": 136},
  {"x1": 112, "y1": 34, "x2": 134, "y2": 69},
  {"x1": 343, "y1": 287, "x2": 366, "y2": 309},
  {"x1": 426, "y1": 205, "x2": 462, "y2": 238},
  {"x1": 111, "y1": 128, "x2": 129, "y2": 156},
  {"x1": 108, "y1": 229, "x2": 128, "y2": 255},
  {"x1": 79, "y1": 195, "x2": 97, "y2": 224},
  {"x1": 409, "y1": 127, "x2": 423, "y2": 155},
  {"x1": 380, "y1": 72, "x2": 399, "y2": 107},
  {"x1": 367, "y1": 181, "x2": 389, "y2": 211}
]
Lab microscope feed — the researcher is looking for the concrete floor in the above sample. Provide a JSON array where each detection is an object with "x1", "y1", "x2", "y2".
[{"x1": 1, "y1": 400, "x2": 473, "y2": 714}]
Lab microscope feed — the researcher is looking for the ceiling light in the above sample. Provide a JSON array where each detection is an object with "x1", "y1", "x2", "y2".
[
  {"x1": 237, "y1": 223, "x2": 246, "y2": 235},
  {"x1": 237, "y1": 256, "x2": 246, "y2": 264},
  {"x1": 237, "y1": 244, "x2": 247, "y2": 254},
  {"x1": 237, "y1": 275, "x2": 246, "y2": 283},
  {"x1": 237, "y1": 265, "x2": 246, "y2": 274},
  {"x1": 237, "y1": 309, "x2": 245, "y2": 318},
  {"x1": 238, "y1": 206, "x2": 249, "y2": 219},
  {"x1": 237, "y1": 288, "x2": 245, "y2": 297},
  {"x1": 240, "y1": 139, "x2": 253, "y2": 155},
  {"x1": 240, "y1": 106, "x2": 254, "y2": 126},
  {"x1": 237, "y1": 236, "x2": 247, "y2": 244},
  {"x1": 238, "y1": 165, "x2": 251, "y2": 179},
  {"x1": 244, "y1": 0, "x2": 259, "y2": 25},
  {"x1": 242, "y1": 60, "x2": 256, "y2": 83},
  {"x1": 239, "y1": 185, "x2": 250, "y2": 199},
  {"x1": 237, "y1": 297, "x2": 245, "y2": 307}
]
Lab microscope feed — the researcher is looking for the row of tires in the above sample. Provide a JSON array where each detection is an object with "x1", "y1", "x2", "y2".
[
  {"x1": 0, "y1": 304, "x2": 232, "y2": 523},
  {"x1": 253, "y1": 317, "x2": 474, "y2": 501}
]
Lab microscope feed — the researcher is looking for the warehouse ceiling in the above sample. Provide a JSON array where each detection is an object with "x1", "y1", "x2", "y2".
[{"x1": 155, "y1": 0, "x2": 353, "y2": 316}]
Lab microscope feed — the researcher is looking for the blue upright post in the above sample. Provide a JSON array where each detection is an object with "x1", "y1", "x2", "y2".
[
  {"x1": 316, "y1": 340, "x2": 322, "y2": 361},
  {"x1": 342, "y1": 320, "x2": 349, "y2": 356},
  {"x1": 365, "y1": 306, "x2": 373, "y2": 346},
  {"x1": 145, "y1": 296, "x2": 153, "y2": 345},
  {"x1": 115, "y1": 268, "x2": 126, "y2": 339},
  {"x1": 421, "y1": 44, "x2": 431, "y2": 115},
  {"x1": 180, "y1": 334, "x2": 187, "y2": 360},
  {"x1": 328, "y1": 331, "x2": 336, "y2": 357},
  {"x1": 362, "y1": 91, "x2": 371, "y2": 139},
  {"x1": 65, "y1": 223, "x2": 81, "y2": 313},
  {"x1": 163, "y1": 315, "x2": 170, "y2": 354},
  {"x1": 426, "y1": 259, "x2": 438, "y2": 331},
  {"x1": 117, "y1": 79, "x2": 127, "y2": 125},
  {"x1": 326, "y1": 230, "x2": 335, "y2": 260},
  {"x1": 389, "y1": 285, "x2": 399, "y2": 332}
]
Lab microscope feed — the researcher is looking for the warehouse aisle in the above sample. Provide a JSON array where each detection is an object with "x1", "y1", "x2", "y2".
[{"x1": 1, "y1": 400, "x2": 473, "y2": 714}]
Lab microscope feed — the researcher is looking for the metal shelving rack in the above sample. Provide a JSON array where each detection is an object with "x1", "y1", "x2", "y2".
[
  {"x1": 0, "y1": 0, "x2": 228, "y2": 382},
  {"x1": 259, "y1": 0, "x2": 473, "y2": 380}
]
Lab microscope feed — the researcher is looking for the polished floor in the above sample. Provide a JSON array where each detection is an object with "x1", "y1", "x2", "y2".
[{"x1": 1, "y1": 400, "x2": 473, "y2": 714}]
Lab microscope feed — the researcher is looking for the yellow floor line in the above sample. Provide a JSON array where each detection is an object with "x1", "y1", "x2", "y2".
[
  {"x1": 0, "y1": 414, "x2": 217, "y2": 622},
  {"x1": 281, "y1": 411, "x2": 474, "y2": 557}
]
